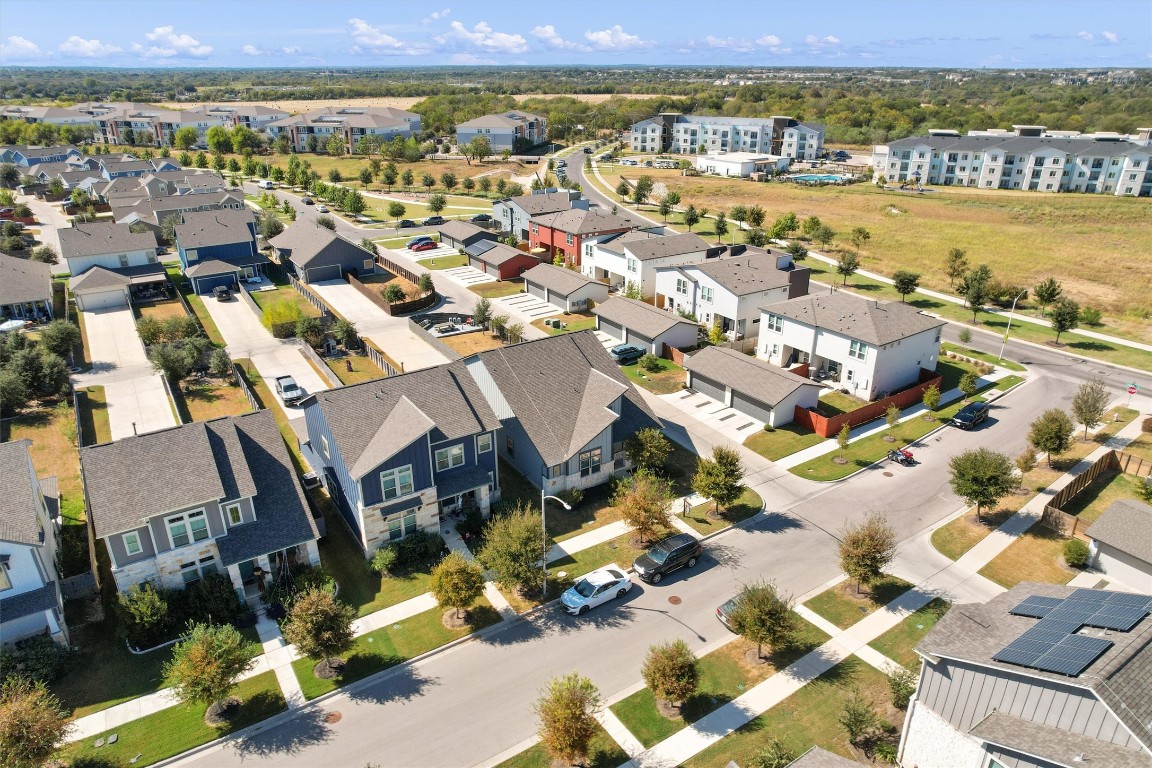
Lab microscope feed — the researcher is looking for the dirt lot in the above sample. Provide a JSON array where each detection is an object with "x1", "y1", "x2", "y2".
[{"x1": 438, "y1": 331, "x2": 506, "y2": 355}]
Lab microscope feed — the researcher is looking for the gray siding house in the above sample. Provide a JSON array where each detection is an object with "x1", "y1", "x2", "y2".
[
  {"x1": 493, "y1": 190, "x2": 580, "y2": 241},
  {"x1": 270, "y1": 222, "x2": 377, "y2": 284}
]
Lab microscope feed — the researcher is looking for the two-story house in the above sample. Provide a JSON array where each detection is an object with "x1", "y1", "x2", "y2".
[
  {"x1": 270, "y1": 221, "x2": 378, "y2": 284},
  {"x1": 0, "y1": 144, "x2": 82, "y2": 166},
  {"x1": 80, "y1": 411, "x2": 321, "y2": 600},
  {"x1": 455, "y1": 111, "x2": 547, "y2": 153},
  {"x1": 301, "y1": 362, "x2": 503, "y2": 556},
  {"x1": 0, "y1": 252, "x2": 54, "y2": 322},
  {"x1": 584, "y1": 231, "x2": 713, "y2": 299},
  {"x1": 493, "y1": 190, "x2": 580, "y2": 242},
  {"x1": 529, "y1": 207, "x2": 640, "y2": 269},
  {"x1": 60, "y1": 222, "x2": 167, "y2": 310},
  {"x1": 900, "y1": 583, "x2": 1152, "y2": 768},
  {"x1": 757, "y1": 292, "x2": 944, "y2": 400},
  {"x1": 174, "y1": 208, "x2": 266, "y2": 294},
  {"x1": 0, "y1": 440, "x2": 68, "y2": 647},
  {"x1": 654, "y1": 246, "x2": 809, "y2": 337}
]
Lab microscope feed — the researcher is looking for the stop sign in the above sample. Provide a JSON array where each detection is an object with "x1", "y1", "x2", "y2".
[{"x1": 1129, "y1": 385, "x2": 1138, "y2": 395}]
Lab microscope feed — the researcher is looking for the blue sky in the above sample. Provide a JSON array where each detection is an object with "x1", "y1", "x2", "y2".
[{"x1": 1, "y1": 0, "x2": 1149, "y2": 68}]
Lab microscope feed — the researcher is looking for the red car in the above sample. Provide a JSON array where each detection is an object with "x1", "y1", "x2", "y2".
[{"x1": 411, "y1": 241, "x2": 439, "y2": 252}]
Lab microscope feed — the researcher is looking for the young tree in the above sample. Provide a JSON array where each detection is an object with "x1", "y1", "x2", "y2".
[
  {"x1": 440, "y1": 172, "x2": 458, "y2": 192},
  {"x1": 889, "y1": 666, "x2": 918, "y2": 710},
  {"x1": 465, "y1": 135, "x2": 492, "y2": 164},
  {"x1": 506, "y1": 321, "x2": 526, "y2": 344},
  {"x1": 386, "y1": 201, "x2": 406, "y2": 224},
  {"x1": 812, "y1": 223, "x2": 835, "y2": 249},
  {"x1": 613, "y1": 469, "x2": 673, "y2": 544},
  {"x1": 381, "y1": 164, "x2": 398, "y2": 190},
  {"x1": 746, "y1": 205, "x2": 766, "y2": 228},
  {"x1": 1071, "y1": 378, "x2": 1110, "y2": 440},
  {"x1": 38, "y1": 320, "x2": 79, "y2": 360},
  {"x1": 163, "y1": 622, "x2": 256, "y2": 722},
  {"x1": 692, "y1": 445, "x2": 745, "y2": 515},
  {"x1": 490, "y1": 314, "x2": 509, "y2": 339},
  {"x1": 1050, "y1": 298, "x2": 1080, "y2": 343},
  {"x1": 727, "y1": 581, "x2": 797, "y2": 660},
  {"x1": 1029, "y1": 409, "x2": 1075, "y2": 467},
  {"x1": 0, "y1": 678, "x2": 72, "y2": 768},
  {"x1": 892, "y1": 270, "x2": 921, "y2": 302},
  {"x1": 477, "y1": 502, "x2": 548, "y2": 596},
  {"x1": 945, "y1": 248, "x2": 969, "y2": 289},
  {"x1": 427, "y1": 193, "x2": 447, "y2": 215},
  {"x1": 382, "y1": 283, "x2": 406, "y2": 303},
  {"x1": 708, "y1": 319, "x2": 726, "y2": 345},
  {"x1": 1016, "y1": 443, "x2": 1038, "y2": 482},
  {"x1": 746, "y1": 228, "x2": 769, "y2": 248},
  {"x1": 836, "y1": 422, "x2": 851, "y2": 459},
  {"x1": 714, "y1": 212, "x2": 729, "y2": 244},
  {"x1": 358, "y1": 166, "x2": 373, "y2": 188},
  {"x1": 922, "y1": 383, "x2": 941, "y2": 416},
  {"x1": 208, "y1": 347, "x2": 233, "y2": 378},
  {"x1": 401, "y1": 169, "x2": 414, "y2": 190},
  {"x1": 839, "y1": 511, "x2": 897, "y2": 593},
  {"x1": 949, "y1": 448, "x2": 1017, "y2": 520},
  {"x1": 418, "y1": 272, "x2": 435, "y2": 295},
  {"x1": 848, "y1": 226, "x2": 871, "y2": 254},
  {"x1": 535, "y1": 673, "x2": 601, "y2": 767},
  {"x1": 730, "y1": 204, "x2": 749, "y2": 230},
  {"x1": 296, "y1": 316, "x2": 325, "y2": 347},
  {"x1": 281, "y1": 587, "x2": 356, "y2": 678},
  {"x1": 839, "y1": 686, "x2": 880, "y2": 745},
  {"x1": 1033, "y1": 277, "x2": 1062, "y2": 313},
  {"x1": 615, "y1": 179, "x2": 631, "y2": 201},
  {"x1": 315, "y1": 215, "x2": 337, "y2": 231},
  {"x1": 885, "y1": 403, "x2": 900, "y2": 437},
  {"x1": 836, "y1": 252, "x2": 860, "y2": 285},
  {"x1": 173, "y1": 126, "x2": 199, "y2": 150},
  {"x1": 642, "y1": 639, "x2": 698, "y2": 709},
  {"x1": 430, "y1": 551, "x2": 485, "y2": 620},
  {"x1": 683, "y1": 204, "x2": 700, "y2": 231},
  {"x1": 959, "y1": 372, "x2": 979, "y2": 399},
  {"x1": 345, "y1": 189, "x2": 366, "y2": 216},
  {"x1": 161, "y1": 213, "x2": 182, "y2": 245},
  {"x1": 785, "y1": 241, "x2": 808, "y2": 261},
  {"x1": 624, "y1": 427, "x2": 672, "y2": 473},
  {"x1": 961, "y1": 265, "x2": 992, "y2": 322},
  {"x1": 472, "y1": 297, "x2": 493, "y2": 328}
]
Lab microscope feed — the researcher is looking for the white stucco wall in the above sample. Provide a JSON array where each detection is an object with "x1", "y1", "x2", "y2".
[
  {"x1": 66, "y1": 247, "x2": 157, "y2": 276},
  {"x1": 870, "y1": 327, "x2": 941, "y2": 397},
  {"x1": 900, "y1": 698, "x2": 987, "y2": 768},
  {"x1": 1093, "y1": 543, "x2": 1152, "y2": 592}
]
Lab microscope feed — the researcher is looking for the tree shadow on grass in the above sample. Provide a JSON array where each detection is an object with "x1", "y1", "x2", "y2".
[
  {"x1": 1066, "y1": 340, "x2": 1111, "y2": 352},
  {"x1": 233, "y1": 705, "x2": 332, "y2": 758}
]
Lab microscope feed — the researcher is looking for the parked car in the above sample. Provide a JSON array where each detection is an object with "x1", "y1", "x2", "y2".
[
  {"x1": 301, "y1": 197, "x2": 314, "y2": 205},
  {"x1": 609, "y1": 344, "x2": 645, "y2": 365},
  {"x1": 397, "y1": 219, "x2": 416, "y2": 228},
  {"x1": 211, "y1": 286, "x2": 232, "y2": 301},
  {"x1": 583, "y1": 147, "x2": 593, "y2": 153},
  {"x1": 423, "y1": 216, "x2": 446, "y2": 226},
  {"x1": 561, "y1": 565, "x2": 632, "y2": 615},
  {"x1": 406, "y1": 235, "x2": 434, "y2": 248},
  {"x1": 471, "y1": 213, "x2": 492, "y2": 223},
  {"x1": 0, "y1": 208, "x2": 13, "y2": 220},
  {"x1": 632, "y1": 533, "x2": 703, "y2": 584},
  {"x1": 411, "y1": 241, "x2": 439, "y2": 252},
  {"x1": 716, "y1": 595, "x2": 741, "y2": 631},
  {"x1": 316, "y1": 205, "x2": 329, "y2": 213},
  {"x1": 951, "y1": 401, "x2": 991, "y2": 429},
  {"x1": 274, "y1": 375, "x2": 305, "y2": 406}
]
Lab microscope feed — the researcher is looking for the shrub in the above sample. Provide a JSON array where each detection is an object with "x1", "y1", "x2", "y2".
[
  {"x1": 454, "y1": 507, "x2": 486, "y2": 542},
  {"x1": 395, "y1": 530, "x2": 445, "y2": 565},
  {"x1": 888, "y1": 667, "x2": 917, "y2": 709},
  {"x1": 182, "y1": 573, "x2": 246, "y2": 626},
  {"x1": 958, "y1": 328, "x2": 971, "y2": 344},
  {"x1": 1064, "y1": 538, "x2": 1090, "y2": 568},
  {"x1": 1143, "y1": 416, "x2": 1152, "y2": 434},
  {"x1": 1079, "y1": 306, "x2": 1102, "y2": 326},
  {"x1": 0, "y1": 636, "x2": 69, "y2": 684},
  {"x1": 873, "y1": 742, "x2": 899, "y2": 764},
  {"x1": 262, "y1": 565, "x2": 336, "y2": 613},
  {"x1": 371, "y1": 543, "x2": 399, "y2": 575},
  {"x1": 116, "y1": 583, "x2": 170, "y2": 648},
  {"x1": 557, "y1": 487, "x2": 584, "y2": 508},
  {"x1": 638, "y1": 353, "x2": 662, "y2": 372}
]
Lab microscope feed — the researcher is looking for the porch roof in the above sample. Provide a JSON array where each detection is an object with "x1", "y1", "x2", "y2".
[{"x1": 436, "y1": 466, "x2": 491, "y2": 500}]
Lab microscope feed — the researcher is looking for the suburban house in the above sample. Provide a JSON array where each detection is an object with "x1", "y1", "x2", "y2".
[
  {"x1": 301, "y1": 362, "x2": 503, "y2": 556},
  {"x1": 1085, "y1": 499, "x2": 1152, "y2": 590},
  {"x1": 112, "y1": 190, "x2": 247, "y2": 230},
  {"x1": 529, "y1": 206, "x2": 639, "y2": 268},
  {"x1": 265, "y1": 107, "x2": 420, "y2": 153},
  {"x1": 0, "y1": 144, "x2": 82, "y2": 166},
  {"x1": 583, "y1": 231, "x2": 713, "y2": 299},
  {"x1": 69, "y1": 269, "x2": 134, "y2": 312},
  {"x1": 0, "y1": 253, "x2": 54, "y2": 322},
  {"x1": 99, "y1": 159, "x2": 164, "y2": 180},
  {"x1": 270, "y1": 221, "x2": 377, "y2": 284},
  {"x1": 695, "y1": 152, "x2": 791, "y2": 178},
  {"x1": 174, "y1": 208, "x2": 266, "y2": 294},
  {"x1": 437, "y1": 220, "x2": 498, "y2": 251},
  {"x1": 630, "y1": 113, "x2": 825, "y2": 160},
  {"x1": 521, "y1": 263, "x2": 610, "y2": 313},
  {"x1": 594, "y1": 296, "x2": 700, "y2": 355},
  {"x1": 465, "y1": 240, "x2": 541, "y2": 281},
  {"x1": 654, "y1": 246, "x2": 810, "y2": 338},
  {"x1": 757, "y1": 292, "x2": 945, "y2": 400},
  {"x1": 60, "y1": 222, "x2": 168, "y2": 309},
  {"x1": 683, "y1": 346, "x2": 821, "y2": 428},
  {"x1": 466, "y1": 332, "x2": 660, "y2": 495},
  {"x1": 455, "y1": 110, "x2": 547, "y2": 152},
  {"x1": 493, "y1": 190, "x2": 579, "y2": 241},
  {"x1": 80, "y1": 411, "x2": 321, "y2": 599},
  {"x1": 900, "y1": 582, "x2": 1152, "y2": 768},
  {"x1": 0, "y1": 440, "x2": 68, "y2": 647}
]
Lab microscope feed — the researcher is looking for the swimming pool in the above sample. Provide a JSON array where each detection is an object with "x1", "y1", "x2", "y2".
[{"x1": 789, "y1": 174, "x2": 852, "y2": 183}]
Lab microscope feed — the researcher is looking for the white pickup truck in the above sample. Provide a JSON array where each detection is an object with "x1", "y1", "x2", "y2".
[{"x1": 274, "y1": 375, "x2": 305, "y2": 406}]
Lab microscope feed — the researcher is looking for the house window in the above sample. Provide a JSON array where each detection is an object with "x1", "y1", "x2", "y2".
[
  {"x1": 435, "y1": 445, "x2": 465, "y2": 472},
  {"x1": 118, "y1": 254, "x2": 129, "y2": 267},
  {"x1": 765, "y1": 313, "x2": 782, "y2": 333},
  {"x1": 225, "y1": 503, "x2": 243, "y2": 526},
  {"x1": 531, "y1": 223, "x2": 538, "y2": 235},
  {"x1": 146, "y1": 252, "x2": 157, "y2": 264},
  {"x1": 320, "y1": 435, "x2": 330, "y2": 458},
  {"x1": 180, "y1": 555, "x2": 218, "y2": 585},
  {"x1": 701, "y1": 287, "x2": 714, "y2": 303},
  {"x1": 579, "y1": 448, "x2": 602, "y2": 477},
  {"x1": 506, "y1": 436, "x2": 515, "y2": 457},
  {"x1": 0, "y1": 560, "x2": 9, "y2": 591},
  {"x1": 477, "y1": 433, "x2": 492, "y2": 453},
  {"x1": 849, "y1": 340, "x2": 867, "y2": 361},
  {"x1": 363, "y1": 259, "x2": 374, "y2": 271},
  {"x1": 381, "y1": 465, "x2": 415, "y2": 500},
  {"x1": 675, "y1": 278, "x2": 688, "y2": 295},
  {"x1": 123, "y1": 531, "x2": 143, "y2": 556},
  {"x1": 627, "y1": 258, "x2": 638, "y2": 273},
  {"x1": 387, "y1": 510, "x2": 419, "y2": 541},
  {"x1": 565, "y1": 233, "x2": 574, "y2": 245},
  {"x1": 167, "y1": 509, "x2": 209, "y2": 548}
]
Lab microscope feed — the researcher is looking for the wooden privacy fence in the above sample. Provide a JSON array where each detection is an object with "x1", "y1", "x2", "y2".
[
  {"x1": 1040, "y1": 450, "x2": 1122, "y2": 538},
  {"x1": 1115, "y1": 450, "x2": 1152, "y2": 480},
  {"x1": 287, "y1": 272, "x2": 330, "y2": 316},
  {"x1": 232, "y1": 362, "x2": 262, "y2": 412},
  {"x1": 793, "y1": 368, "x2": 943, "y2": 438}
]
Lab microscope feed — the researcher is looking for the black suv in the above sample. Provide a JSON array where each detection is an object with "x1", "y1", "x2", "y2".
[
  {"x1": 951, "y1": 401, "x2": 990, "y2": 429},
  {"x1": 633, "y1": 533, "x2": 703, "y2": 584},
  {"x1": 423, "y1": 215, "x2": 447, "y2": 226}
]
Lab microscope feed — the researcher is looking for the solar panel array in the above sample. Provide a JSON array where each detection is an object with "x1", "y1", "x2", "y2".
[{"x1": 993, "y1": 589, "x2": 1152, "y2": 677}]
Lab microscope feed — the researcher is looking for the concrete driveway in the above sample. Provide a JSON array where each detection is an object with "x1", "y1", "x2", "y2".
[
  {"x1": 246, "y1": 346, "x2": 330, "y2": 412},
  {"x1": 496, "y1": 292, "x2": 562, "y2": 320},
  {"x1": 75, "y1": 307, "x2": 178, "y2": 441},
  {"x1": 434, "y1": 265, "x2": 496, "y2": 287},
  {"x1": 659, "y1": 390, "x2": 765, "y2": 443}
]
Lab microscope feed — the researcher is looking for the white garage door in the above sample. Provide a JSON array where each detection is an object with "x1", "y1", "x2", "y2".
[
  {"x1": 599, "y1": 319, "x2": 624, "y2": 341},
  {"x1": 79, "y1": 289, "x2": 127, "y2": 311},
  {"x1": 691, "y1": 373, "x2": 726, "y2": 403},
  {"x1": 527, "y1": 282, "x2": 547, "y2": 300}
]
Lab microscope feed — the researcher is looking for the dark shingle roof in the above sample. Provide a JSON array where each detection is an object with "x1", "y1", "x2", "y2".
[
  {"x1": 763, "y1": 292, "x2": 944, "y2": 346},
  {"x1": 613, "y1": 232, "x2": 711, "y2": 261},
  {"x1": 269, "y1": 221, "x2": 367, "y2": 269},
  {"x1": 466, "y1": 241, "x2": 534, "y2": 267},
  {"x1": 1086, "y1": 499, "x2": 1152, "y2": 564},
  {"x1": 594, "y1": 296, "x2": 697, "y2": 339},
  {"x1": 689, "y1": 251, "x2": 801, "y2": 295},
  {"x1": 969, "y1": 711, "x2": 1151, "y2": 768},
  {"x1": 174, "y1": 208, "x2": 256, "y2": 250},
  {"x1": 0, "y1": 440, "x2": 43, "y2": 546},
  {"x1": 437, "y1": 220, "x2": 488, "y2": 242},
  {"x1": 0, "y1": 253, "x2": 52, "y2": 307},
  {"x1": 68, "y1": 266, "x2": 130, "y2": 292},
  {"x1": 522, "y1": 263, "x2": 603, "y2": 296},
  {"x1": 0, "y1": 582, "x2": 59, "y2": 620},
  {"x1": 532, "y1": 207, "x2": 637, "y2": 235},
  {"x1": 184, "y1": 259, "x2": 241, "y2": 278},
  {"x1": 685, "y1": 346, "x2": 817, "y2": 407},
  {"x1": 59, "y1": 222, "x2": 156, "y2": 260},
  {"x1": 504, "y1": 192, "x2": 576, "y2": 216}
]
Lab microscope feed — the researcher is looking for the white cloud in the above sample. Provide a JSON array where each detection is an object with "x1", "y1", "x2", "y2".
[
  {"x1": 1077, "y1": 31, "x2": 1095, "y2": 41},
  {"x1": 1101, "y1": 31, "x2": 1120, "y2": 43},
  {"x1": 441, "y1": 21, "x2": 528, "y2": 54},
  {"x1": 348, "y1": 18, "x2": 408, "y2": 53},
  {"x1": 531, "y1": 25, "x2": 588, "y2": 51},
  {"x1": 804, "y1": 34, "x2": 841, "y2": 46},
  {"x1": 422, "y1": 8, "x2": 451, "y2": 24},
  {"x1": 702, "y1": 36, "x2": 754, "y2": 52},
  {"x1": 58, "y1": 36, "x2": 122, "y2": 58},
  {"x1": 756, "y1": 34, "x2": 782, "y2": 47},
  {"x1": 241, "y1": 44, "x2": 265, "y2": 56},
  {"x1": 584, "y1": 25, "x2": 651, "y2": 51},
  {"x1": 281, "y1": 46, "x2": 302, "y2": 55},
  {"x1": 1, "y1": 35, "x2": 43, "y2": 60},
  {"x1": 137, "y1": 26, "x2": 212, "y2": 58},
  {"x1": 449, "y1": 52, "x2": 497, "y2": 65}
]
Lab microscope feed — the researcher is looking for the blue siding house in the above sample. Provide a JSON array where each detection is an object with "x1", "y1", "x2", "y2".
[{"x1": 174, "y1": 208, "x2": 267, "y2": 293}]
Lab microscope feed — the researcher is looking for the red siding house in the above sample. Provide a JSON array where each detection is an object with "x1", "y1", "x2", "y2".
[
  {"x1": 466, "y1": 241, "x2": 541, "y2": 281},
  {"x1": 529, "y1": 207, "x2": 638, "y2": 269}
]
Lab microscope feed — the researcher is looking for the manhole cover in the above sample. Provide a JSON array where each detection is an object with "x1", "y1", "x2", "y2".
[
  {"x1": 668, "y1": 596, "x2": 682, "y2": 605},
  {"x1": 324, "y1": 711, "x2": 342, "y2": 724},
  {"x1": 882, "y1": 471, "x2": 893, "y2": 477}
]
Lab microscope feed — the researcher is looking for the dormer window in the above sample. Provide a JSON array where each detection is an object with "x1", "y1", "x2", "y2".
[{"x1": 224, "y1": 502, "x2": 244, "y2": 526}]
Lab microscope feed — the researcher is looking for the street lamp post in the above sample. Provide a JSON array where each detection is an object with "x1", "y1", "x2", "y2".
[
  {"x1": 997, "y1": 289, "x2": 1029, "y2": 362},
  {"x1": 541, "y1": 487, "x2": 572, "y2": 598}
]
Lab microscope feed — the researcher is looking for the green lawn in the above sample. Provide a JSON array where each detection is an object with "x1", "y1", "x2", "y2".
[
  {"x1": 250, "y1": 285, "x2": 322, "y2": 319},
  {"x1": 621, "y1": 357, "x2": 685, "y2": 395},
  {"x1": 817, "y1": 390, "x2": 868, "y2": 417},
  {"x1": 744, "y1": 423, "x2": 827, "y2": 461},
  {"x1": 1058, "y1": 471, "x2": 1143, "y2": 527},
  {"x1": 417, "y1": 253, "x2": 468, "y2": 270},
  {"x1": 978, "y1": 525, "x2": 1078, "y2": 589},
  {"x1": 935, "y1": 357, "x2": 987, "y2": 393},
  {"x1": 803, "y1": 575, "x2": 915, "y2": 630},
  {"x1": 867, "y1": 598, "x2": 951, "y2": 668},
  {"x1": 326, "y1": 354, "x2": 386, "y2": 386},
  {"x1": 930, "y1": 508, "x2": 1016, "y2": 561},
  {"x1": 292, "y1": 600, "x2": 501, "y2": 699},
  {"x1": 166, "y1": 265, "x2": 225, "y2": 346},
  {"x1": 940, "y1": 342, "x2": 1027, "y2": 372},
  {"x1": 679, "y1": 488, "x2": 763, "y2": 536},
  {"x1": 470, "y1": 281, "x2": 525, "y2": 299},
  {"x1": 531, "y1": 312, "x2": 597, "y2": 336},
  {"x1": 496, "y1": 722, "x2": 628, "y2": 768},
  {"x1": 58, "y1": 671, "x2": 285, "y2": 768},
  {"x1": 611, "y1": 620, "x2": 830, "y2": 748}
]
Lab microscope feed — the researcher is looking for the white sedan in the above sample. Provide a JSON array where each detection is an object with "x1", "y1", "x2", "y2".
[{"x1": 561, "y1": 565, "x2": 632, "y2": 616}]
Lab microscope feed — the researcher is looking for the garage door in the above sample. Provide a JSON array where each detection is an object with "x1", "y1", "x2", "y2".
[
  {"x1": 193, "y1": 273, "x2": 237, "y2": 294},
  {"x1": 731, "y1": 391, "x2": 774, "y2": 423},
  {"x1": 468, "y1": 256, "x2": 484, "y2": 271},
  {"x1": 486, "y1": 263, "x2": 501, "y2": 278},
  {"x1": 598, "y1": 319, "x2": 624, "y2": 341},
  {"x1": 631, "y1": 331, "x2": 653, "y2": 352},
  {"x1": 79, "y1": 289, "x2": 126, "y2": 311},
  {"x1": 527, "y1": 282, "x2": 547, "y2": 300},
  {"x1": 691, "y1": 373, "x2": 727, "y2": 404},
  {"x1": 306, "y1": 265, "x2": 342, "y2": 283}
]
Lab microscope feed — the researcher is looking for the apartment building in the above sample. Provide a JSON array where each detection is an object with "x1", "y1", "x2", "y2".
[
  {"x1": 873, "y1": 125, "x2": 1152, "y2": 196},
  {"x1": 265, "y1": 106, "x2": 420, "y2": 153},
  {"x1": 631, "y1": 113, "x2": 825, "y2": 160},
  {"x1": 456, "y1": 110, "x2": 547, "y2": 152},
  {"x1": 190, "y1": 104, "x2": 291, "y2": 131}
]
